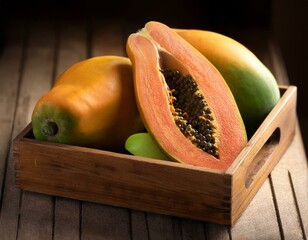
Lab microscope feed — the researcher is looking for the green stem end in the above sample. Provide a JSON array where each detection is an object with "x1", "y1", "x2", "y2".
[{"x1": 41, "y1": 120, "x2": 59, "y2": 137}]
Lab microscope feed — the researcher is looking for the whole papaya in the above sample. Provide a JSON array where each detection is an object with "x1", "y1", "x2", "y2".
[
  {"x1": 32, "y1": 56, "x2": 143, "y2": 151},
  {"x1": 176, "y1": 29, "x2": 280, "y2": 138}
]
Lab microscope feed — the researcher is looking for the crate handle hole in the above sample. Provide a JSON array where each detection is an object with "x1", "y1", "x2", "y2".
[{"x1": 245, "y1": 128, "x2": 281, "y2": 188}]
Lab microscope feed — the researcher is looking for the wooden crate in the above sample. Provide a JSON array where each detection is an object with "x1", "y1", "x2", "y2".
[{"x1": 13, "y1": 86, "x2": 297, "y2": 225}]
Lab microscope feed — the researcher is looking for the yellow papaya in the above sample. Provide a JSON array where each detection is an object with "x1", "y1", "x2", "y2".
[
  {"x1": 32, "y1": 56, "x2": 143, "y2": 151},
  {"x1": 175, "y1": 29, "x2": 280, "y2": 138}
]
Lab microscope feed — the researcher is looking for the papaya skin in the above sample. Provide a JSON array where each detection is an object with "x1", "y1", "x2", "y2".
[
  {"x1": 127, "y1": 21, "x2": 247, "y2": 171},
  {"x1": 175, "y1": 29, "x2": 280, "y2": 138},
  {"x1": 32, "y1": 56, "x2": 144, "y2": 151}
]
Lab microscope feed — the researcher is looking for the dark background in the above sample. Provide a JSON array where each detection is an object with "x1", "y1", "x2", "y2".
[{"x1": 1, "y1": 0, "x2": 307, "y2": 151}]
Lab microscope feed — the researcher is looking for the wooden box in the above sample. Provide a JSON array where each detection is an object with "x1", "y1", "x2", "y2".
[{"x1": 13, "y1": 86, "x2": 297, "y2": 225}]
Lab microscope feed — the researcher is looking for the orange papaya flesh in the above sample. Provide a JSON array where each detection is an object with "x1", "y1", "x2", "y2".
[
  {"x1": 32, "y1": 56, "x2": 144, "y2": 151},
  {"x1": 175, "y1": 29, "x2": 281, "y2": 138},
  {"x1": 126, "y1": 21, "x2": 247, "y2": 171}
]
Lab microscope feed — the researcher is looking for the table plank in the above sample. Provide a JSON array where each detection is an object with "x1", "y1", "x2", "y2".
[
  {"x1": 268, "y1": 42, "x2": 308, "y2": 239},
  {"x1": 14, "y1": 20, "x2": 56, "y2": 240},
  {"x1": 0, "y1": 20, "x2": 56, "y2": 240},
  {"x1": 270, "y1": 127, "x2": 307, "y2": 239},
  {"x1": 52, "y1": 19, "x2": 88, "y2": 240},
  {"x1": 230, "y1": 179, "x2": 281, "y2": 239},
  {"x1": 145, "y1": 213, "x2": 179, "y2": 240},
  {"x1": 18, "y1": 193, "x2": 53, "y2": 240},
  {"x1": 53, "y1": 20, "x2": 89, "y2": 80},
  {"x1": 81, "y1": 203, "x2": 131, "y2": 240},
  {"x1": 54, "y1": 197, "x2": 81, "y2": 240},
  {"x1": 181, "y1": 218, "x2": 206, "y2": 239},
  {"x1": 0, "y1": 21, "x2": 25, "y2": 240},
  {"x1": 0, "y1": 21, "x2": 24, "y2": 200},
  {"x1": 205, "y1": 223, "x2": 230, "y2": 240},
  {"x1": 91, "y1": 19, "x2": 126, "y2": 57},
  {"x1": 288, "y1": 132, "x2": 308, "y2": 238},
  {"x1": 130, "y1": 210, "x2": 150, "y2": 240}
]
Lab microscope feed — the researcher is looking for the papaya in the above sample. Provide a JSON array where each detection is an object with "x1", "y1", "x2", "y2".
[
  {"x1": 175, "y1": 29, "x2": 281, "y2": 138},
  {"x1": 126, "y1": 21, "x2": 247, "y2": 171},
  {"x1": 32, "y1": 56, "x2": 144, "y2": 151}
]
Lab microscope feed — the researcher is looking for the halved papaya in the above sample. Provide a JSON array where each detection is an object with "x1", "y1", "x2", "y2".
[{"x1": 126, "y1": 21, "x2": 247, "y2": 171}]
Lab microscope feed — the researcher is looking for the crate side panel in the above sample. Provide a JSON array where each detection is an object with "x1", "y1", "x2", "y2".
[
  {"x1": 230, "y1": 86, "x2": 297, "y2": 224},
  {"x1": 15, "y1": 139, "x2": 232, "y2": 224}
]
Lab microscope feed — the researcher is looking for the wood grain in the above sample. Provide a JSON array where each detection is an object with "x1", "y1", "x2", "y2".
[
  {"x1": 81, "y1": 202, "x2": 131, "y2": 240},
  {"x1": 130, "y1": 210, "x2": 150, "y2": 240},
  {"x1": 14, "y1": 20, "x2": 56, "y2": 240},
  {"x1": 0, "y1": 21, "x2": 26, "y2": 240},
  {"x1": 269, "y1": 40, "x2": 308, "y2": 239},
  {"x1": 0, "y1": 21, "x2": 24, "y2": 201},
  {"x1": 230, "y1": 179, "x2": 281, "y2": 239},
  {"x1": 52, "y1": 19, "x2": 88, "y2": 240}
]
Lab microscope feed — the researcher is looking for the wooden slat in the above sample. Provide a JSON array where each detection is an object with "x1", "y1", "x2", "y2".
[
  {"x1": 0, "y1": 20, "x2": 25, "y2": 240},
  {"x1": 130, "y1": 210, "x2": 150, "y2": 240},
  {"x1": 54, "y1": 197, "x2": 81, "y2": 240},
  {"x1": 270, "y1": 129, "x2": 307, "y2": 239},
  {"x1": 145, "y1": 213, "x2": 179, "y2": 240},
  {"x1": 267, "y1": 42, "x2": 308, "y2": 239},
  {"x1": 268, "y1": 41, "x2": 308, "y2": 239},
  {"x1": 230, "y1": 179, "x2": 281, "y2": 239},
  {"x1": 0, "y1": 21, "x2": 24, "y2": 200},
  {"x1": 14, "y1": 20, "x2": 56, "y2": 240},
  {"x1": 52, "y1": 19, "x2": 88, "y2": 240},
  {"x1": 287, "y1": 140, "x2": 308, "y2": 239},
  {"x1": 181, "y1": 218, "x2": 206, "y2": 239},
  {"x1": 91, "y1": 19, "x2": 126, "y2": 57},
  {"x1": 18, "y1": 192, "x2": 53, "y2": 240},
  {"x1": 0, "y1": 20, "x2": 56, "y2": 240},
  {"x1": 81, "y1": 202, "x2": 131, "y2": 239},
  {"x1": 53, "y1": 20, "x2": 88, "y2": 80},
  {"x1": 205, "y1": 223, "x2": 230, "y2": 240}
]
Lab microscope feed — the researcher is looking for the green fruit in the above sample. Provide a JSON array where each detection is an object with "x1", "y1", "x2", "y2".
[{"x1": 125, "y1": 133, "x2": 170, "y2": 161}]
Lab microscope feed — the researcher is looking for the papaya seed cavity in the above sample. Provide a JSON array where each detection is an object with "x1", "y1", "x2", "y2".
[{"x1": 161, "y1": 68, "x2": 219, "y2": 159}]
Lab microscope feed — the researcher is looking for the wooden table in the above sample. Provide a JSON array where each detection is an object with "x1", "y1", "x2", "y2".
[{"x1": 0, "y1": 19, "x2": 307, "y2": 240}]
